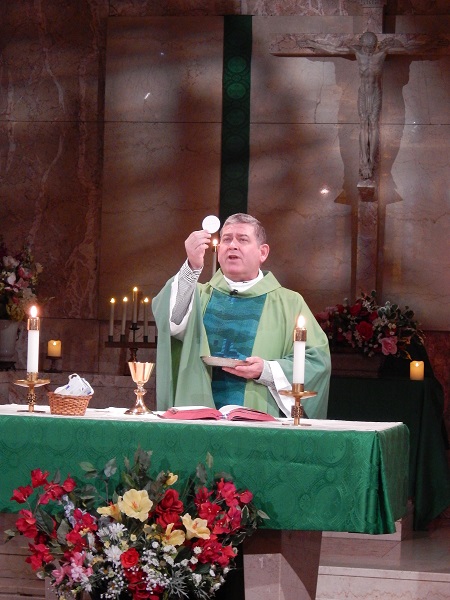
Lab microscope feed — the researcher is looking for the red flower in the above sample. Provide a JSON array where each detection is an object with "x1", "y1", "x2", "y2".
[
  {"x1": 62, "y1": 476, "x2": 76, "y2": 492},
  {"x1": 121, "y1": 547, "x2": 140, "y2": 569},
  {"x1": 155, "y1": 509, "x2": 182, "y2": 529},
  {"x1": 194, "y1": 486, "x2": 213, "y2": 508},
  {"x1": 227, "y1": 505, "x2": 243, "y2": 531},
  {"x1": 198, "y1": 501, "x2": 221, "y2": 527},
  {"x1": 355, "y1": 321, "x2": 373, "y2": 341},
  {"x1": 216, "y1": 479, "x2": 238, "y2": 507},
  {"x1": 239, "y1": 490, "x2": 253, "y2": 505},
  {"x1": 349, "y1": 302, "x2": 363, "y2": 316},
  {"x1": 65, "y1": 529, "x2": 86, "y2": 551},
  {"x1": 31, "y1": 469, "x2": 49, "y2": 488},
  {"x1": 195, "y1": 536, "x2": 236, "y2": 567},
  {"x1": 155, "y1": 489, "x2": 184, "y2": 528},
  {"x1": 15, "y1": 509, "x2": 38, "y2": 539},
  {"x1": 25, "y1": 542, "x2": 54, "y2": 570},
  {"x1": 10, "y1": 485, "x2": 34, "y2": 503},
  {"x1": 73, "y1": 509, "x2": 98, "y2": 532},
  {"x1": 156, "y1": 489, "x2": 184, "y2": 515}
]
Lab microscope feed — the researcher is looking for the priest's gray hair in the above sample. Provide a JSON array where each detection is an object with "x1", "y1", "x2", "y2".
[{"x1": 221, "y1": 213, "x2": 267, "y2": 246}]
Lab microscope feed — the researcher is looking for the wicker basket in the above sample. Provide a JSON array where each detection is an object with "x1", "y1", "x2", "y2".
[{"x1": 48, "y1": 392, "x2": 90, "y2": 416}]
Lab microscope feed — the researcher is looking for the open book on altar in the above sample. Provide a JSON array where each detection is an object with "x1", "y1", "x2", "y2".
[{"x1": 160, "y1": 405, "x2": 277, "y2": 422}]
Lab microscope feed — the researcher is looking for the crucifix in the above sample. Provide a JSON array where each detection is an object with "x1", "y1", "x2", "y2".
[{"x1": 269, "y1": 19, "x2": 450, "y2": 297}]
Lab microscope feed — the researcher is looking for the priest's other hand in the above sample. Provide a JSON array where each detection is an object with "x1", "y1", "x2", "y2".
[
  {"x1": 222, "y1": 356, "x2": 263, "y2": 380},
  {"x1": 185, "y1": 230, "x2": 212, "y2": 271}
]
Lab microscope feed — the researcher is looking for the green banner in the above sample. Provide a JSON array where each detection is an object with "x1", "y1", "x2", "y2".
[{"x1": 219, "y1": 16, "x2": 252, "y2": 223}]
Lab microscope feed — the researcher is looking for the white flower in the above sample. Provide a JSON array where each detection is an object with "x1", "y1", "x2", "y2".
[
  {"x1": 193, "y1": 573, "x2": 203, "y2": 586},
  {"x1": 104, "y1": 544, "x2": 123, "y2": 565},
  {"x1": 107, "y1": 522, "x2": 127, "y2": 541}
]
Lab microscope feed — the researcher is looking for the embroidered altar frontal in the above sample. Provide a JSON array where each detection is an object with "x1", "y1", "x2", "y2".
[{"x1": 0, "y1": 410, "x2": 409, "y2": 535}]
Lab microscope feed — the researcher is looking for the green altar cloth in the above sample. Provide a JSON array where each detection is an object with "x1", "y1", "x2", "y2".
[
  {"x1": 328, "y1": 376, "x2": 450, "y2": 530},
  {"x1": 0, "y1": 409, "x2": 409, "y2": 534}
]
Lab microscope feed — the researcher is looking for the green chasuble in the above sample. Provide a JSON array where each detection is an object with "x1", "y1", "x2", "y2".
[{"x1": 152, "y1": 270, "x2": 331, "y2": 418}]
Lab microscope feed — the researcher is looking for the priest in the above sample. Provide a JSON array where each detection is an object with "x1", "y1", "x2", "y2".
[{"x1": 152, "y1": 213, "x2": 331, "y2": 418}]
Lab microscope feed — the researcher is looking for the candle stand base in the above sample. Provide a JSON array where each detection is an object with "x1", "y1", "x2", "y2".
[
  {"x1": 14, "y1": 374, "x2": 50, "y2": 413},
  {"x1": 280, "y1": 384, "x2": 317, "y2": 426},
  {"x1": 44, "y1": 355, "x2": 62, "y2": 373}
]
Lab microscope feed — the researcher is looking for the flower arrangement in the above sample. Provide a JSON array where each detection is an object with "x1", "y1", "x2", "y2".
[
  {"x1": 5, "y1": 447, "x2": 268, "y2": 600},
  {"x1": 0, "y1": 237, "x2": 42, "y2": 321},
  {"x1": 315, "y1": 291, "x2": 425, "y2": 359}
]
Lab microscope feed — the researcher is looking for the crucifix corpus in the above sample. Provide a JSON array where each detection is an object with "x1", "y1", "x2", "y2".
[{"x1": 270, "y1": 32, "x2": 450, "y2": 188}]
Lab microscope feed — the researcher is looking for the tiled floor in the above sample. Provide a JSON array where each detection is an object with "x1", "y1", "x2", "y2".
[{"x1": 317, "y1": 514, "x2": 450, "y2": 600}]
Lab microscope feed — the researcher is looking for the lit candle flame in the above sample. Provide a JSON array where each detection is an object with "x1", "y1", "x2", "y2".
[{"x1": 297, "y1": 315, "x2": 305, "y2": 328}]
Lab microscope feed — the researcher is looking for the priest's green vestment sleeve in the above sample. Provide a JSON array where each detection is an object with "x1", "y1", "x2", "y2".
[{"x1": 152, "y1": 270, "x2": 331, "y2": 418}]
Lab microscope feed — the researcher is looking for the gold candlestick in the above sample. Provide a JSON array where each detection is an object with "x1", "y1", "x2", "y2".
[
  {"x1": 280, "y1": 383, "x2": 317, "y2": 426},
  {"x1": 14, "y1": 372, "x2": 50, "y2": 413},
  {"x1": 126, "y1": 361, "x2": 155, "y2": 415}
]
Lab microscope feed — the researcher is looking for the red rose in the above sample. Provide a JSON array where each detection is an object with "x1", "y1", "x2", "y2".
[
  {"x1": 155, "y1": 510, "x2": 182, "y2": 529},
  {"x1": 355, "y1": 321, "x2": 373, "y2": 341},
  {"x1": 121, "y1": 547, "x2": 140, "y2": 569},
  {"x1": 156, "y1": 489, "x2": 184, "y2": 515},
  {"x1": 349, "y1": 302, "x2": 362, "y2": 316}
]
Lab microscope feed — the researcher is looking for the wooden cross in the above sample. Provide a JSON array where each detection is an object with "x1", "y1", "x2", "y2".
[
  {"x1": 269, "y1": 30, "x2": 450, "y2": 297},
  {"x1": 270, "y1": 32, "x2": 450, "y2": 187}
]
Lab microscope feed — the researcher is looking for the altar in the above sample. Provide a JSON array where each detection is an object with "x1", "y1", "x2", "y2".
[
  {"x1": 0, "y1": 405, "x2": 409, "y2": 600},
  {"x1": 328, "y1": 376, "x2": 450, "y2": 530}
]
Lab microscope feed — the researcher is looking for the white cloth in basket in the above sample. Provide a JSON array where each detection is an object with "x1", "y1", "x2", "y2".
[{"x1": 54, "y1": 373, "x2": 94, "y2": 396}]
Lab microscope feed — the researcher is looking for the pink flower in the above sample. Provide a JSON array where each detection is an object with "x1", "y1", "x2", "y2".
[{"x1": 380, "y1": 336, "x2": 398, "y2": 356}]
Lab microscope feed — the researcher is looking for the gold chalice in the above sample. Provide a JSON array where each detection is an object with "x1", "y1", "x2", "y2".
[{"x1": 126, "y1": 361, "x2": 155, "y2": 415}]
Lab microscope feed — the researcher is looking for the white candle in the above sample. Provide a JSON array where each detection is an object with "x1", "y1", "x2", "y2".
[
  {"x1": 27, "y1": 305, "x2": 40, "y2": 374},
  {"x1": 109, "y1": 298, "x2": 115, "y2": 338},
  {"x1": 212, "y1": 238, "x2": 218, "y2": 277},
  {"x1": 293, "y1": 315, "x2": 306, "y2": 385},
  {"x1": 47, "y1": 340, "x2": 61, "y2": 358},
  {"x1": 132, "y1": 287, "x2": 138, "y2": 324},
  {"x1": 410, "y1": 361, "x2": 424, "y2": 381},
  {"x1": 121, "y1": 297, "x2": 128, "y2": 335},
  {"x1": 143, "y1": 297, "x2": 149, "y2": 338}
]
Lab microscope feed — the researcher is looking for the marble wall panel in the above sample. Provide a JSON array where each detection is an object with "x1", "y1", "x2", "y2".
[
  {"x1": 105, "y1": 17, "x2": 223, "y2": 123},
  {"x1": 97, "y1": 17, "x2": 225, "y2": 318},
  {"x1": 248, "y1": 123, "x2": 353, "y2": 314},
  {"x1": 99, "y1": 120, "x2": 222, "y2": 318},
  {"x1": 0, "y1": 0, "x2": 106, "y2": 123},
  {"x1": 382, "y1": 57, "x2": 450, "y2": 126},
  {"x1": 382, "y1": 124, "x2": 450, "y2": 331},
  {"x1": 242, "y1": 2, "x2": 354, "y2": 16},
  {"x1": 0, "y1": 121, "x2": 102, "y2": 320}
]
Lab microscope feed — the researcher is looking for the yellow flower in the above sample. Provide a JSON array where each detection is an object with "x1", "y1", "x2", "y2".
[
  {"x1": 117, "y1": 489, "x2": 153, "y2": 522},
  {"x1": 163, "y1": 523, "x2": 185, "y2": 546},
  {"x1": 181, "y1": 514, "x2": 210, "y2": 540},
  {"x1": 165, "y1": 472, "x2": 178, "y2": 486},
  {"x1": 97, "y1": 502, "x2": 122, "y2": 521}
]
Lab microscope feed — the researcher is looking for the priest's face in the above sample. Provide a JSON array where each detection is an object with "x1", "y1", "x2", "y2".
[{"x1": 218, "y1": 223, "x2": 269, "y2": 281}]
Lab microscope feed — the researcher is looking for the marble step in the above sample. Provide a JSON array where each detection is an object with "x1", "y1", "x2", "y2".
[{"x1": 316, "y1": 565, "x2": 450, "y2": 600}]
